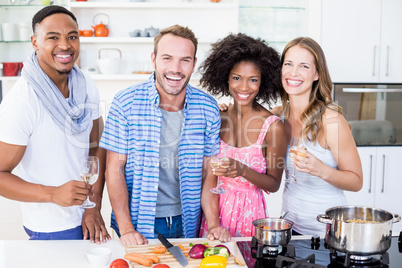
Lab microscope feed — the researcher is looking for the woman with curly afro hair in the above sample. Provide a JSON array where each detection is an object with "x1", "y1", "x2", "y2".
[{"x1": 198, "y1": 33, "x2": 287, "y2": 238}]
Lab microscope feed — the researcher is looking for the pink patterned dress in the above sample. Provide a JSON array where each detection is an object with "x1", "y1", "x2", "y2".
[{"x1": 199, "y1": 115, "x2": 280, "y2": 237}]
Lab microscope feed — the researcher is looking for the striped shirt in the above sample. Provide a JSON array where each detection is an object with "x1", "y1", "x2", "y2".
[{"x1": 100, "y1": 74, "x2": 220, "y2": 238}]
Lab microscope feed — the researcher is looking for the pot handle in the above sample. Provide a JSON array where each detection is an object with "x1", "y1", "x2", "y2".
[
  {"x1": 393, "y1": 214, "x2": 401, "y2": 223},
  {"x1": 316, "y1": 214, "x2": 333, "y2": 224}
]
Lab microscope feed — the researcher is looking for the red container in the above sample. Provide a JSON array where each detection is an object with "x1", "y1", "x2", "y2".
[{"x1": 2, "y1": 62, "x2": 23, "y2": 77}]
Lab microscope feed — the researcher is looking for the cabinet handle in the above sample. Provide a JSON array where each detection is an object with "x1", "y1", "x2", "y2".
[
  {"x1": 381, "y1": 154, "x2": 386, "y2": 193},
  {"x1": 368, "y1": 155, "x2": 373, "y2": 193},
  {"x1": 386, "y1": 46, "x2": 390, "y2": 77},
  {"x1": 372, "y1": 46, "x2": 376, "y2": 77}
]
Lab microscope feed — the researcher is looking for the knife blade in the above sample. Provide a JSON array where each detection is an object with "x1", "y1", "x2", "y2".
[{"x1": 158, "y1": 234, "x2": 188, "y2": 267}]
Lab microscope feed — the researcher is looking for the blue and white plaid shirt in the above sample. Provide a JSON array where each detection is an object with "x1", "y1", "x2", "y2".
[{"x1": 100, "y1": 74, "x2": 220, "y2": 238}]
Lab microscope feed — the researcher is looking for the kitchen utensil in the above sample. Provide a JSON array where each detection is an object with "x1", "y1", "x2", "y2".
[
  {"x1": 18, "y1": 22, "x2": 31, "y2": 41},
  {"x1": 97, "y1": 48, "x2": 121, "y2": 74},
  {"x1": 2, "y1": 23, "x2": 18, "y2": 41},
  {"x1": 279, "y1": 210, "x2": 289, "y2": 219},
  {"x1": 125, "y1": 239, "x2": 246, "y2": 267},
  {"x1": 86, "y1": 247, "x2": 112, "y2": 266},
  {"x1": 252, "y1": 218, "x2": 294, "y2": 246},
  {"x1": 157, "y1": 234, "x2": 188, "y2": 267},
  {"x1": 2, "y1": 62, "x2": 23, "y2": 77},
  {"x1": 317, "y1": 205, "x2": 401, "y2": 255},
  {"x1": 81, "y1": 29, "x2": 93, "y2": 37},
  {"x1": 145, "y1": 26, "x2": 159, "y2": 37},
  {"x1": 92, "y1": 13, "x2": 109, "y2": 37}
]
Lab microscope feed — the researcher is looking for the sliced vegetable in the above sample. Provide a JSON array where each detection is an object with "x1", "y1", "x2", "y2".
[
  {"x1": 154, "y1": 246, "x2": 167, "y2": 254},
  {"x1": 200, "y1": 255, "x2": 227, "y2": 268},
  {"x1": 124, "y1": 252, "x2": 153, "y2": 267},
  {"x1": 215, "y1": 244, "x2": 231, "y2": 256},
  {"x1": 188, "y1": 244, "x2": 207, "y2": 259},
  {"x1": 189, "y1": 243, "x2": 195, "y2": 247},
  {"x1": 203, "y1": 247, "x2": 230, "y2": 258}
]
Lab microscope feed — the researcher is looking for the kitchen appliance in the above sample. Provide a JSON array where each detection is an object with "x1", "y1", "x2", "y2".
[
  {"x1": 332, "y1": 83, "x2": 402, "y2": 146},
  {"x1": 237, "y1": 232, "x2": 402, "y2": 267},
  {"x1": 317, "y1": 206, "x2": 401, "y2": 255},
  {"x1": 253, "y1": 218, "x2": 294, "y2": 246}
]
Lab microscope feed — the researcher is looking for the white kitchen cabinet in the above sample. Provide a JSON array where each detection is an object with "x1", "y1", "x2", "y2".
[
  {"x1": 69, "y1": 0, "x2": 238, "y2": 79},
  {"x1": 321, "y1": 0, "x2": 402, "y2": 83},
  {"x1": 345, "y1": 146, "x2": 402, "y2": 233}
]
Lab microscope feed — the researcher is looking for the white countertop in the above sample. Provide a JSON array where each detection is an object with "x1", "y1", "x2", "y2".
[{"x1": 0, "y1": 237, "x2": 258, "y2": 268}]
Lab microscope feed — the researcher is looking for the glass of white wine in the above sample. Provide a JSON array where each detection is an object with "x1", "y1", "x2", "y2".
[
  {"x1": 286, "y1": 136, "x2": 307, "y2": 184},
  {"x1": 80, "y1": 156, "x2": 99, "y2": 208},
  {"x1": 210, "y1": 147, "x2": 229, "y2": 194}
]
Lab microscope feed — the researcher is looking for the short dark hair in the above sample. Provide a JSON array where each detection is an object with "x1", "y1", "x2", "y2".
[{"x1": 32, "y1": 5, "x2": 77, "y2": 34}]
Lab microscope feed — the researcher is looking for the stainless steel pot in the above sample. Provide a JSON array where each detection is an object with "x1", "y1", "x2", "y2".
[
  {"x1": 252, "y1": 218, "x2": 294, "y2": 246},
  {"x1": 317, "y1": 206, "x2": 401, "y2": 255}
]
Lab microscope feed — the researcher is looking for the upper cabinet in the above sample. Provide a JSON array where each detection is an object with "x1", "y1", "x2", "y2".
[{"x1": 321, "y1": 0, "x2": 402, "y2": 83}]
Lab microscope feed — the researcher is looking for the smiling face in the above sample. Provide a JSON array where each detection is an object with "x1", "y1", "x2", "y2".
[
  {"x1": 281, "y1": 45, "x2": 319, "y2": 97},
  {"x1": 151, "y1": 33, "x2": 196, "y2": 98},
  {"x1": 32, "y1": 13, "x2": 79, "y2": 79},
  {"x1": 228, "y1": 61, "x2": 261, "y2": 107}
]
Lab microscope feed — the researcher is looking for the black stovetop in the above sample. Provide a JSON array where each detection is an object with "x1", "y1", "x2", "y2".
[{"x1": 237, "y1": 233, "x2": 402, "y2": 268}]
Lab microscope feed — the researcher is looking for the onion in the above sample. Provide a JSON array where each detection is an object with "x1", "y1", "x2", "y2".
[{"x1": 188, "y1": 244, "x2": 207, "y2": 259}]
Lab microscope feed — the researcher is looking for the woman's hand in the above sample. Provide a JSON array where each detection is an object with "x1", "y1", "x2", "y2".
[
  {"x1": 289, "y1": 147, "x2": 327, "y2": 178},
  {"x1": 218, "y1": 102, "x2": 231, "y2": 112},
  {"x1": 211, "y1": 157, "x2": 244, "y2": 178}
]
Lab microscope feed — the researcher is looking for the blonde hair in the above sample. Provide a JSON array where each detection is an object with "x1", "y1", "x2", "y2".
[
  {"x1": 153, "y1": 24, "x2": 198, "y2": 58},
  {"x1": 279, "y1": 37, "x2": 342, "y2": 143}
]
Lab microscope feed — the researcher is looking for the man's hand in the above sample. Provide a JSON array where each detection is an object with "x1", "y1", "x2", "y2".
[
  {"x1": 206, "y1": 226, "x2": 231, "y2": 242},
  {"x1": 50, "y1": 180, "x2": 91, "y2": 207},
  {"x1": 82, "y1": 208, "x2": 111, "y2": 244},
  {"x1": 120, "y1": 230, "x2": 148, "y2": 247}
]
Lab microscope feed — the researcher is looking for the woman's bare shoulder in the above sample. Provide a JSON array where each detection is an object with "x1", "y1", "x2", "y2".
[{"x1": 270, "y1": 105, "x2": 283, "y2": 116}]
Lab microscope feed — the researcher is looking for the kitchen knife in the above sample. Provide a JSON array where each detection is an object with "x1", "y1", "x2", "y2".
[{"x1": 158, "y1": 234, "x2": 188, "y2": 267}]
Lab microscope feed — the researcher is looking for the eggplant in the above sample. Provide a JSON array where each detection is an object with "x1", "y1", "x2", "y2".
[
  {"x1": 188, "y1": 244, "x2": 207, "y2": 259},
  {"x1": 215, "y1": 244, "x2": 231, "y2": 256}
]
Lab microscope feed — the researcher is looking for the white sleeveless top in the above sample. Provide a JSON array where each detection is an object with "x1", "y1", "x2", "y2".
[{"x1": 282, "y1": 139, "x2": 347, "y2": 235}]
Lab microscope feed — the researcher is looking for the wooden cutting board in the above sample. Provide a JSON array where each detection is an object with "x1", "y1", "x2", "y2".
[{"x1": 125, "y1": 239, "x2": 246, "y2": 268}]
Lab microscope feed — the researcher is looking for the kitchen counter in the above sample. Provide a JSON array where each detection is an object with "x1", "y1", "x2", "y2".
[{"x1": 0, "y1": 237, "x2": 261, "y2": 268}]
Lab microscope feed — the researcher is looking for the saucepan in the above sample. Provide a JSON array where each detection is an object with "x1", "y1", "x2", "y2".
[
  {"x1": 253, "y1": 211, "x2": 293, "y2": 246},
  {"x1": 317, "y1": 205, "x2": 401, "y2": 255}
]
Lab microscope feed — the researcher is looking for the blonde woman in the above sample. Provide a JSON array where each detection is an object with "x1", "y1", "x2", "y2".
[{"x1": 272, "y1": 37, "x2": 363, "y2": 235}]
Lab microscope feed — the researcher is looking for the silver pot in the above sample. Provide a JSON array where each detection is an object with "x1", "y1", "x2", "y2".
[
  {"x1": 317, "y1": 206, "x2": 401, "y2": 255},
  {"x1": 252, "y1": 218, "x2": 294, "y2": 246}
]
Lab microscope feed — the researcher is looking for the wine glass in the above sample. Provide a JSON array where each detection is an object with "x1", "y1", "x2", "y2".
[
  {"x1": 210, "y1": 148, "x2": 229, "y2": 194},
  {"x1": 286, "y1": 137, "x2": 306, "y2": 184},
  {"x1": 80, "y1": 156, "x2": 99, "y2": 208}
]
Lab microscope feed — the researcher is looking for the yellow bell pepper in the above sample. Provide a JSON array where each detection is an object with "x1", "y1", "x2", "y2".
[{"x1": 200, "y1": 255, "x2": 227, "y2": 268}]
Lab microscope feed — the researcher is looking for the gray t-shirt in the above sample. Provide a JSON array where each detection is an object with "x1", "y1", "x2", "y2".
[{"x1": 155, "y1": 108, "x2": 184, "y2": 217}]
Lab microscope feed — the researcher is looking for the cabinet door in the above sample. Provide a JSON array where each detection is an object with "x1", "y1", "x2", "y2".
[
  {"x1": 374, "y1": 147, "x2": 402, "y2": 211},
  {"x1": 321, "y1": 0, "x2": 381, "y2": 83},
  {"x1": 344, "y1": 147, "x2": 376, "y2": 207},
  {"x1": 379, "y1": 0, "x2": 402, "y2": 83}
]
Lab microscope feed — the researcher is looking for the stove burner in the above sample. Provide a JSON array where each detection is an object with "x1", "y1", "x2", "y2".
[
  {"x1": 329, "y1": 246, "x2": 389, "y2": 267},
  {"x1": 251, "y1": 236, "x2": 295, "y2": 259}
]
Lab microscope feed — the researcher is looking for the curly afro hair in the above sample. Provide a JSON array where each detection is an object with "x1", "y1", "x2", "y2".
[{"x1": 199, "y1": 33, "x2": 283, "y2": 108}]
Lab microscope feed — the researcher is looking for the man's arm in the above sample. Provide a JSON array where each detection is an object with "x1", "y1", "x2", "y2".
[
  {"x1": 81, "y1": 117, "x2": 112, "y2": 244},
  {"x1": 0, "y1": 141, "x2": 90, "y2": 205},
  {"x1": 201, "y1": 156, "x2": 231, "y2": 242},
  {"x1": 105, "y1": 150, "x2": 148, "y2": 246}
]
